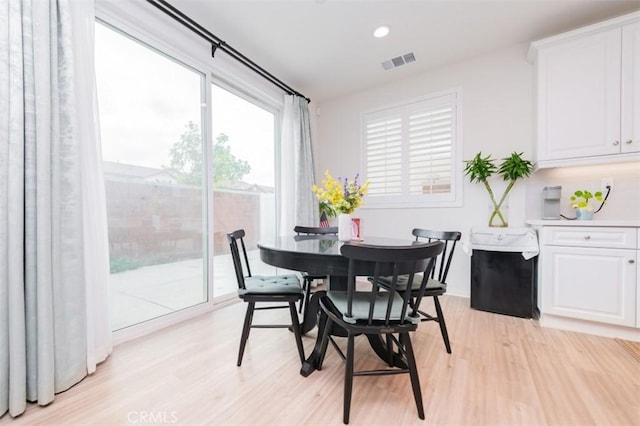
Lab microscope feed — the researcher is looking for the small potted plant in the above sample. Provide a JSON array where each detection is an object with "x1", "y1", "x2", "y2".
[{"x1": 570, "y1": 189, "x2": 603, "y2": 220}]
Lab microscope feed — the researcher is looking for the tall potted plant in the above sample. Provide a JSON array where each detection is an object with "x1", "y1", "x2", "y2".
[{"x1": 464, "y1": 152, "x2": 533, "y2": 227}]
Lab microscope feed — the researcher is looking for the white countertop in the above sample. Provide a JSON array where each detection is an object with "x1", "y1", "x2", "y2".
[{"x1": 526, "y1": 219, "x2": 640, "y2": 227}]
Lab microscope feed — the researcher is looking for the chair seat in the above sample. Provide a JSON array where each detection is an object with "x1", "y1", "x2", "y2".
[
  {"x1": 328, "y1": 290, "x2": 419, "y2": 325},
  {"x1": 239, "y1": 274, "x2": 303, "y2": 295},
  {"x1": 375, "y1": 274, "x2": 446, "y2": 292}
]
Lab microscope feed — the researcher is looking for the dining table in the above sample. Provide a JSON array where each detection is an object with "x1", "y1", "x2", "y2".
[{"x1": 257, "y1": 235, "x2": 427, "y2": 377}]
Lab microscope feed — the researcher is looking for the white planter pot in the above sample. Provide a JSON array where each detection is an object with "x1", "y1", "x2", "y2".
[{"x1": 575, "y1": 208, "x2": 593, "y2": 220}]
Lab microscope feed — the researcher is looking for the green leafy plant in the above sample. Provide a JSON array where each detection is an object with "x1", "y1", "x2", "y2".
[
  {"x1": 168, "y1": 122, "x2": 251, "y2": 187},
  {"x1": 464, "y1": 152, "x2": 533, "y2": 227},
  {"x1": 109, "y1": 257, "x2": 141, "y2": 273},
  {"x1": 570, "y1": 189, "x2": 603, "y2": 211}
]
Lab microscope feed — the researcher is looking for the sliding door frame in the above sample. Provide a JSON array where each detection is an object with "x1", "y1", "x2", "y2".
[{"x1": 96, "y1": 1, "x2": 284, "y2": 345}]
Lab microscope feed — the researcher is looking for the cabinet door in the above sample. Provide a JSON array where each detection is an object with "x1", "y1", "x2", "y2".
[
  {"x1": 637, "y1": 250, "x2": 640, "y2": 327},
  {"x1": 537, "y1": 28, "x2": 622, "y2": 161},
  {"x1": 542, "y1": 246, "x2": 636, "y2": 326},
  {"x1": 621, "y1": 22, "x2": 640, "y2": 154}
]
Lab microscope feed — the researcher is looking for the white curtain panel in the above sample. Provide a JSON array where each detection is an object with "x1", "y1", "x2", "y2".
[
  {"x1": 279, "y1": 94, "x2": 317, "y2": 235},
  {"x1": 70, "y1": 0, "x2": 112, "y2": 374},
  {"x1": 0, "y1": 0, "x2": 111, "y2": 418}
]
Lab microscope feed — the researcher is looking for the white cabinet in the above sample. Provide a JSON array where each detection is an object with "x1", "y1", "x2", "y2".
[
  {"x1": 530, "y1": 12, "x2": 640, "y2": 168},
  {"x1": 622, "y1": 21, "x2": 640, "y2": 155},
  {"x1": 540, "y1": 226, "x2": 637, "y2": 327}
]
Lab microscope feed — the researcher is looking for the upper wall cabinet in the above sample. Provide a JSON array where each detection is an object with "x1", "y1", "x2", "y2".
[{"x1": 529, "y1": 12, "x2": 640, "y2": 168}]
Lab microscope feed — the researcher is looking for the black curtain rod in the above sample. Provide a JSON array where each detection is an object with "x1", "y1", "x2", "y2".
[{"x1": 146, "y1": 0, "x2": 310, "y2": 103}]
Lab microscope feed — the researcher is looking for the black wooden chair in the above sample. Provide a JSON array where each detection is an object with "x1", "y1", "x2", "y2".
[
  {"x1": 293, "y1": 225, "x2": 338, "y2": 315},
  {"x1": 317, "y1": 241, "x2": 444, "y2": 424},
  {"x1": 370, "y1": 228, "x2": 461, "y2": 354},
  {"x1": 226, "y1": 229, "x2": 305, "y2": 366}
]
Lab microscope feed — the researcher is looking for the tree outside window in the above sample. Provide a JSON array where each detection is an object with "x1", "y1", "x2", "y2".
[{"x1": 168, "y1": 121, "x2": 251, "y2": 187}]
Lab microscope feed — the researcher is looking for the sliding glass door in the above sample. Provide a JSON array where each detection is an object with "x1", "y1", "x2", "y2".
[
  {"x1": 95, "y1": 22, "x2": 207, "y2": 331},
  {"x1": 95, "y1": 18, "x2": 281, "y2": 333},
  {"x1": 210, "y1": 85, "x2": 277, "y2": 298}
]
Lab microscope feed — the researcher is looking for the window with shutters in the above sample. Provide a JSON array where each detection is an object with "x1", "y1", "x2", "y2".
[{"x1": 360, "y1": 88, "x2": 462, "y2": 208}]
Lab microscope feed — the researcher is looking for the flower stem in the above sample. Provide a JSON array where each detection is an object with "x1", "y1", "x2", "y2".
[{"x1": 484, "y1": 180, "x2": 508, "y2": 227}]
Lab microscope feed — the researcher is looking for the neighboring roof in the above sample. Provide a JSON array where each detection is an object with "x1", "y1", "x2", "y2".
[
  {"x1": 103, "y1": 161, "x2": 179, "y2": 180},
  {"x1": 216, "y1": 180, "x2": 274, "y2": 193},
  {"x1": 103, "y1": 161, "x2": 274, "y2": 192}
]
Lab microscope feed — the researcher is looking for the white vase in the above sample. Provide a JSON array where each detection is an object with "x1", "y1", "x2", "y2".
[{"x1": 338, "y1": 213, "x2": 352, "y2": 241}]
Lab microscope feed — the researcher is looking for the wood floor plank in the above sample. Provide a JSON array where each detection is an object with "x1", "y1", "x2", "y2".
[{"x1": 1, "y1": 296, "x2": 638, "y2": 425}]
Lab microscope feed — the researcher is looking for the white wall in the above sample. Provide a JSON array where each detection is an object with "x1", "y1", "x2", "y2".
[
  {"x1": 313, "y1": 41, "x2": 640, "y2": 297},
  {"x1": 526, "y1": 163, "x2": 640, "y2": 221}
]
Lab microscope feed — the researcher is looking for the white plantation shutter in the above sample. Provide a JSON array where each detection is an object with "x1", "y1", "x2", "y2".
[
  {"x1": 361, "y1": 89, "x2": 461, "y2": 207},
  {"x1": 365, "y1": 112, "x2": 402, "y2": 196},
  {"x1": 408, "y1": 102, "x2": 453, "y2": 195}
]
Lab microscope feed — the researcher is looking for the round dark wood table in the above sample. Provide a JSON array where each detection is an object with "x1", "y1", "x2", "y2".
[{"x1": 257, "y1": 235, "x2": 422, "y2": 376}]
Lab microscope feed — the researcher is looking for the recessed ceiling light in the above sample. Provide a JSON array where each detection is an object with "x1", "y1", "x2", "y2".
[{"x1": 373, "y1": 25, "x2": 390, "y2": 38}]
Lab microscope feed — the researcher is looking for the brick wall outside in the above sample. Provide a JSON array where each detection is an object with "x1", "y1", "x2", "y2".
[
  {"x1": 106, "y1": 179, "x2": 265, "y2": 269},
  {"x1": 213, "y1": 190, "x2": 261, "y2": 253}
]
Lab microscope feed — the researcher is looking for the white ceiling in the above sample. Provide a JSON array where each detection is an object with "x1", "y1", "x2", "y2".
[{"x1": 173, "y1": 0, "x2": 639, "y2": 103}]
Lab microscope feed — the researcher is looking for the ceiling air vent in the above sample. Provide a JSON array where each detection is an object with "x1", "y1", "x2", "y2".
[{"x1": 381, "y1": 52, "x2": 416, "y2": 70}]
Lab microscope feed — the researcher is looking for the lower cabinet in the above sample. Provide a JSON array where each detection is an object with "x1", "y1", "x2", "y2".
[
  {"x1": 542, "y1": 245, "x2": 636, "y2": 326},
  {"x1": 538, "y1": 226, "x2": 638, "y2": 329},
  {"x1": 637, "y1": 241, "x2": 640, "y2": 327}
]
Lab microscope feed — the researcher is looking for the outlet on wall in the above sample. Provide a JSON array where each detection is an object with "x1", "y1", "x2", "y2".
[{"x1": 601, "y1": 177, "x2": 614, "y2": 192}]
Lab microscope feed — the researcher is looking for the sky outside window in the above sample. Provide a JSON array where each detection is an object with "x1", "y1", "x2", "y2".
[
  {"x1": 211, "y1": 85, "x2": 275, "y2": 187},
  {"x1": 96, "y1": 21, "x2": 274, "y2": 187}
]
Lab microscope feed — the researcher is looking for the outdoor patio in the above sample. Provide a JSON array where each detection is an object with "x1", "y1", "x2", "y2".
[{"x1": 109, "y1": 249, "x2": 278, "y2": 330}]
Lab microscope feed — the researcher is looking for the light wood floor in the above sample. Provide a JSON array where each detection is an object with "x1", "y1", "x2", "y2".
[{"x1": 2, "y1": 295, "x2": 639, "y2": 425}]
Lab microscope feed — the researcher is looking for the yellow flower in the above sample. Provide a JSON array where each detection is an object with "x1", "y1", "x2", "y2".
[{"x1": 312, "y1": 171, "x2": 370, "y2": 215}]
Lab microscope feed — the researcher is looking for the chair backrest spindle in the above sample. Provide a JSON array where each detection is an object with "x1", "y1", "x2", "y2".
[
  {"x1": 226, "y1": 229, "x2": 253, "y2": 290},
  {"x1": 412, "y1": 229, "x2": 461, "y2": 285},
  {"x1": 409, "y1": 257, "x2": 437, "y2": 318}
]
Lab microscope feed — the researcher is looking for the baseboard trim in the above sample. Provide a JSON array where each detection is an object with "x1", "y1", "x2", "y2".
[{"x1": 540, "y1": 314, "x2": 640, "y2": 342}]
